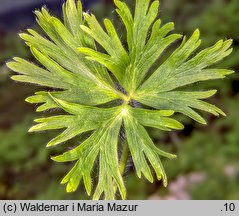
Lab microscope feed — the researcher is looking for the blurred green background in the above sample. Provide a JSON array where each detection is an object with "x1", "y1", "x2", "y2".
[{"x1": 0, "y1": 0, "x2": 239, "y2": 200}]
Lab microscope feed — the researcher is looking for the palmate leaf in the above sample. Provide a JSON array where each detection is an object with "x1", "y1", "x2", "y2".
[{"x1": 7, "y1": 0, "x2": 233, "y2": 200}]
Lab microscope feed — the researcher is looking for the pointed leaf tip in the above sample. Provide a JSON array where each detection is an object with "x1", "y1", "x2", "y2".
[
  {"x1": 50, "y1": 155, "x2": 61, "y2": 162},
  {"x1": 46, "y1": 143, "x2": 52, "y2": 148},
  {"x1": 66, "y1": 184, "x2": 76, "y2": 193},
  {"x1": 113, "y1": 0, "x2": 121, "y2": 6},
  {"x1": 194, "y1": 28, "x2": 200, "y2": 36},
  {"x1": 46, "y1": 139, "x2": 59, "y2": 147},
  {"x1": 209, "y1": 89, "x2": 218, "y2": 97},
  {"x1": 46, "y1": 139, "x2": 60, "y2": 147},
  {"x1": 152, "y1": 0, "x2": 160, "y2": 9},
  {"x1": 163, "y1": 179, "x2": 168, "y2": 187},
  {"x1": 61, "y1": 179, "x2": 68, "y2": 185},
  {"x1": 170, "y1": 154, "x2": 177, "y2": 159},
  {"x1": 28, "y1": 127, "x2": 35, "y2": 133},
  {"x1": 220, "y1": 110, "x2": 226, "y2": 117},
  {"x1": 82, "y1": 12, "x2": 91, "y2": 19}
]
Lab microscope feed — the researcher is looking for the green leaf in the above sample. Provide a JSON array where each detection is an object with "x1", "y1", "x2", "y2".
[
  {"x1": 52, "y1": 115, "x2": 126, "y2": 200},
  {"x1": 135, "y1": 90, "x2": 225, "y2": 124},
  {"x1": 16, "y1": 6, "x2": 123, "y2": 102},
  {"x1": 138, "y1": 31, "x2": 233, "y2": 92},
  {"x1": 131, "y1": 108, "x2": 184, "y2": 131},
  {"x1": 135, "y1": 30, "x2": 233, "y2": 124},
  {"x1": 62, "y1": 0, "x2": 83, "y2": 36},
  {"x1": 79, "y1": 13, "x2": 129, "y2": 85},
  {"x1": 124, "y1": 113, "x2": 176, "y2": 186},
  {"x1": 29, "y1": 94, "x2": 118, "y2": 146},
  {"x1": 8, "y1": 55, "x2": 119, "y2": 106},
  {"x1": 114, "y1": 0, "x2": 133, "y2": 50},
  {"x1": 7, "y1": 0, "x2": 233, "y2": 200}
]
